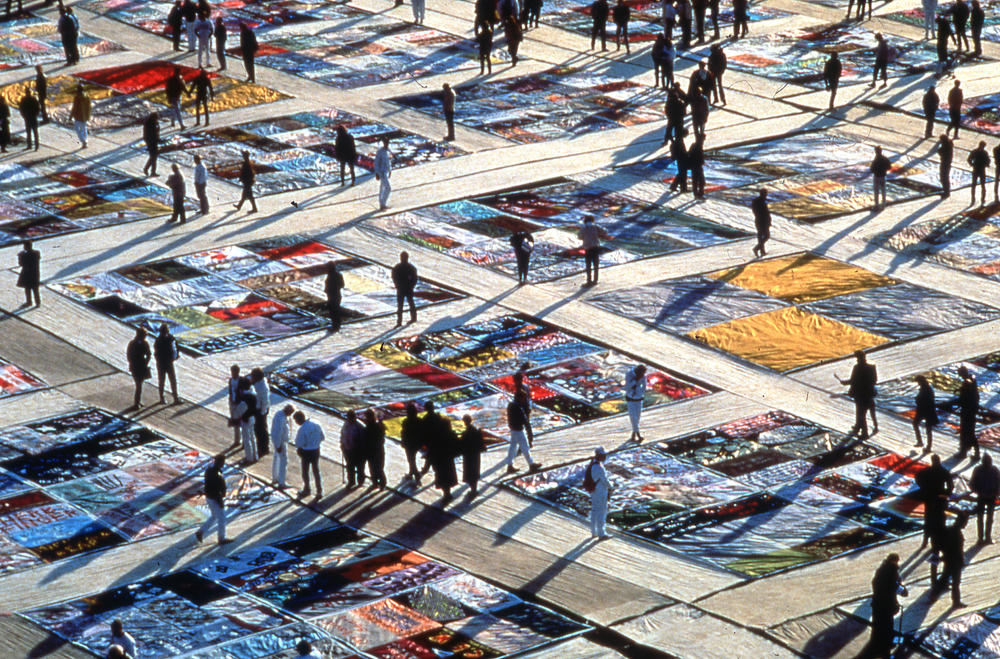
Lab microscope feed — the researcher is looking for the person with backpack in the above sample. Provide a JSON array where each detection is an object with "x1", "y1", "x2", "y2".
[{"x1": 584, "y1": 447, "x2": 610, "y2": 539}]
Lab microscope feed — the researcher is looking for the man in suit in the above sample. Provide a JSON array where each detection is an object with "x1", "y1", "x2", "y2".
[
  {"x1": 16, "y1": 240, "x2": 40, "y2": 307},
  {"x1": 127, "y1": 327, "x2": 152, "y2": 409}
]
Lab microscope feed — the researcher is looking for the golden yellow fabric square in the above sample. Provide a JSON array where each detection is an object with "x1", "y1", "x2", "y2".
[
  {"x1": 688, "y1": 307, "x2": 889, "y2": 371},
  {"x1": 709, "y1": 253, "x2": 896, "y2": 304}
]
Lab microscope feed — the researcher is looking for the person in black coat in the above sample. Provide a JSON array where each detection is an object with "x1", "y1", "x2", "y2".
[
  {"x1": 18, "y1": 89, "x2": 39, "y2": 151},
  {"x1": 837, "y1": 350, "x2": 878, "y2": 440},
  {"x1": 510, "y1": 231, "x2": 534, "y2": 284},
  {"x1": 0, "y1": 97, "x2": 10, "y2": 153},
  {"x1": 214, "y1": 17, "x2": 228, "y2": 70},
  {"x1": 35, "y1": 65, "x2": 48, "y2": 124},
  {"x1": 970, "y1": 0, "x2": 984, "y2": 55},
  {"x1": 936, "y1": 17, "x2": 953, "y2": 75},
  {"x1": 707, "y1": 45, "x2": 726, "y2": 104},
  {"x1": 154, "y1": 323, "x2": 179, "y2": 404},
  {"x1": 869, "y1": 554, "x2": 903, "y2": 658},
  {"x1": 669, "y1": 135, "x2": 688, "y2": 193},
  {"x1": 401, "y1": 402, "x2": 427, "y2": 482},
  {"x1": 913, "y1": 375, "x2": 937, "y2": 450},
  {"x1": 971, "y1": 454, "x2": 999, "y2": 544},
  {"x1": 422, "y1": 401, "x2": 458, "y2": 500},
  {"x1": 167, "y1": 164, "x2": 186, "y2": 224},
  {"x1": 590, "y1": 0, "x2": 609, "y2": 50},
  {"x1": 239, "y1": 22, "x2": 258, "y2": 83},
  {"x1": 392, "y1": 251, "x2": 418, "y2": 326},
  {"x1": 957, "y1": 365, "x2": 981, "y2": 460},
  {"x1": 192, "y1": 68, "x2": 213, "y2": 126},
  {"x1": 16, "y1": 240, "x2": 40, "y2": 307},
  {"x1": 936, "y1": 513, "x2": 968, "y2": 607},
  {"x1": 168, "y1": 1, "x2": 183, "y2": 51},
  {"x1": 324, "y1": 262, "x2": 344, "y2": 331},
  {"x1": 688, "y1": 135, "x2": 705, "y2": 199},
  {"x1": 751, "y1": 188, "x2": 770, "y2": 257},
  {"x1": 922, "y1": 85, "x2": 939, "y2": 138},
  {"x1": 692, "y1": 0, "x2": 706, "y2": 43},
  {"x1": 127, "y1": 327, "x2": 152, "y2": 409},
  {"x1": 952, "y1": 0, "x2": 971, "y2": 51},
  {"x1": 58, "y1": 7, "x2": 80, "y2": 65},
  {"x1": 234, "y1": 150, "x2": 257, "y2": 213},
  {"x1": 968, "y1": 141, "x2": 990, "y2": 205},
  {"x1": 477, "y1": 26, "x2": 493, "y2": 74},
  {"x1": 612, "y1": 0, "x2": 629, "y2": 52},
  {"x1": 141, "y1": 112, "x2": 160, "y2": 177},
  {"x1": 732, "y1": 0, "x2": 748, "y2": 38},
  {"x1": 946, "y1": 80, "x2": 962, "y2": 137},
  {"x1": 689, "y1": 91, "x2": 708, "y2": 138},
  {"x1": 334, "y1": 125, "x2": 356, "y2": 186},
  {"x1": 664, "y1": 83, "x2": 687, "y2": 143},
  {"x1": 823, "y1": 52, "x2": 841, "y2": 109},
  {"x1": 363, "y1": 409, "x2": 387, "y2": 488},
  {"x1": 938, "y1": 133, "x2": 953, "y2": 197},
  {"x1": 917, "y1": 453, "x2": 953, "y2": 554},
  {"x1": 461, "y1": 415, "x2": 485, "y2": 497}
]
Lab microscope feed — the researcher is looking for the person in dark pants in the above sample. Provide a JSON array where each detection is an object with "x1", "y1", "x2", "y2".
[
  {"x1": 513, "y1": 369, "x2": 534, "y2": 447},
  {"x1": 234, "y1": 151, "x2": 257, "y2": 213},
  {"x1": 913, "y1": 375, "x2": 938, "y2": 450},
  {"x1": 239, "y1": 22, "x2": 258, "y2": 83},
  {"x1": 0, "y1": 97, "x2": 10, "y2": 153},
  {"x1": 34, "y1": 66, "x2": 48, "y2": 124},
  {"x1": 690, "y1": 91, "x2": 708, "y2": 138},
  {"x1": 676, "y1": 0, "x2": 691, "y2": 49},
  {"x1": 688, "y1": 135, "x2": 705, "y2": 199},
  {"x1": 477, "y1": 25, "x2": 493, "y2": 74},
  {"x1": 214, "y1": 17, "x2": 227, "y2": 69},
  {"x1": 579, "y1": 215, "x2": 601, "y2": 285},
  {"x1": 16, "y1": 240, "x2": 40, "y2": 307},
  {"x1": 401, "y1": 403, "x2": 426, "y2": 482},
  {"x1": 612, "y1": 0, "x2": 629, "y2": 52},
  {"x1": 664, "y1": 83, "x2": 687, "y2": 142},
  {"x1": 503, "y1": 16, "x2": 522, "y2": 66},
  {"x1": 837, "y1": 350, "x2": 878, "y2": 440},
  {"x1": 868, "y1": 554, "x2": 904, "y2": 659},
  {"x1": 917, "y1": 454, "x2": 953, "y2": 556},
  {"x1": 340, "y1": 410, "x2": 365, "y2": 488},
  {"x1": 936, "y1": 513, "x2": 967, "y2": 607},
  {"x1": 971, "y1": 454, "x2": 999, "y2": 544},
  {"x1": 952, "y1": 0, "x2": 970, "y2": 51},
  {"x1": 936, "y1": 16, "x2": 953, "y2": 76},
  {"x1": 869, "y1": 33, "x2": 889, "y2": 88},
  {"x1": 165, "y1": 67, "x2": 189, "y2": 130},
  {"x1": 732, "y1": 0, "x2": 748, "y2": 38},
  {"x1": 708, "y1": 44, "x2": 726, "y2": 104},
  {"x1": 461, "y1": 415, "x2": 485, "y2": 497},
  {"x1": 922, "y1": 85, "x2": 939, "y2": 138},
  {"x1": 168, "y1": 1, "x2": 183, "y2": 51},
  {"x1": 511, "y1": 230, "x2": 534, "y2": 284},
  {"x1": 957, "y1": 365, "x2": 981, "y2": 460},
  {"x1": 994, "y1": 143, "x2": 1000, "y2": 202},
  {"x1": 423, "y1": 401, "x2": 458, "y2": 501},
  {"x1": 824, "y1": 52, "x2": 841, "y2": 109},
  {"x1": 192, "y1": 68, "x2": 213, "y2": 126},
  {"x1": 153, "y1": 323, "x2": 179, "y2": 404},
  {"x1": 167, "y1": 164, "x2": 187, "y2": 224},
  {"x1": 193, "y1": 154, "x2": 208, "y2": 214},
  {"x1": 692, "y1": 0, "x2": 706, "y2": 43},
  {"x1": 333, "y1": 125, "x2": 356, "y2": 186},
  {"x1": 968, "y1": 140, "x2": 990, "y2": 205},
  {"x1": 938, "y1": 133, "x2": 953, "y2": 197},
  {"x1": 708, "y1": 0, "x2": 720, "y2": 39},
  {"x1": 127, "y1": 327, "x2": 151, "y2": 409},
  {"x1": 869, "y1": 145, "x2": 891, "y2": 210},
  {"x1": 363, "y1": 409, "x2": 387, "y2": 489},
  {"x1": 195, "y1": 455, "x2": 231, "y2": 544},
  {"x1": 475, "y1": 0, "x2": 497, "y2": 35},
  {"x1": 970, "y1": 0, "x2": 984, "y2": 55},
  {"x1": 441, "y1": 83, "x2": 456, "y2": 140},
  {"x1": 751, "y1": 189, "x2": 770, "y2": 257},
  {"x1": 324, "y1": 262, "x2": 344, "y2": 331},
  {"x1": 142, "y1": 112, "x2": 160, "y2": 177},
  {"x1": 294, "y1": 411, "x2": 324, "y2": 498},
  {"x1": 59, "y1": 7, "x2": 80, "y2": 65},
  {"x1": 18, "y1": 89, "x2": 39, "y2": 151},
  {"x1": 250, "y1": 367, "x2": 270, "y2": 458},
  {"x1": 947, "y1": 79, "x2": 963, "y2": 138},
  {"x1": 590, "y1": 0, "x2": 609, "y2": 50},
  {"x1": 392, "y1": 251, "x2": 418, "y2": 326},
  {"x1": 669, "y1": 135, "x2": 688, "y2": 193}
]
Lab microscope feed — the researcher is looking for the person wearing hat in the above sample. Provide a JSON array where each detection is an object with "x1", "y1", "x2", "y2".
[{"x1": 586, "y1": 447, "x2": 610, "y2": 539}]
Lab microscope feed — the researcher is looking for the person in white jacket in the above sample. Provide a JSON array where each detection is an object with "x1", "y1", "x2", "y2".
[
  {"x1": 588, "y1": 447, "x2": 610, "y2": 539},
  {"x1": 270, "y1": 404, "x2": 293, "y2": 488},
  {"x1": 374, "y1": 137, "x2": 392, "y2": 210}
]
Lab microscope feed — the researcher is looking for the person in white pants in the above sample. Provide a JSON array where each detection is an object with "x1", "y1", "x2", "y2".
[
  {"x1": 374, "y1": 136, "x2": 392, "y2": 210},
  {"x1": 412, "y1": 0, "x2": 426, "y2": 24},
  {"x1": 270, "y1": 404, "x2": 293, "y2": 488},
  {"x1": 231, "y1": 377, "x2": 258, "y2": 464},
  {"x1": 195, "y1": 12, "x2": 214, "y2": 68},
  {"x1": 625, "y1": 364, "x2": 646, "y2": 443},
  {"x1": 923, "y1": 0, "x2": 938, "y2": 39},
  {"x1": 196, "y1": 455, "x2": 232, "y2": 544},
  {"x1": 588, "y1": 447, "x2": 610, "y2": 539},
  {"x1": 505, "y1": 390, "x2": 542, "y2": 474}
]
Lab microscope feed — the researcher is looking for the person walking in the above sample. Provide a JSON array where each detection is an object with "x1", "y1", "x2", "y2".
[
  {"x1": 690, "y1": 135, "x2": 705, "y2": 199},
  {"x1": 127, "y1": 327, "x2": 151, "y2": 409},
  {"x1": 579, "y1": 215, "x2": 601, "y2": 286},
  {"x1": 957, "y1": 365, "x2": 980, "y2": 461},
  {"x1": 392, "y1": 251, "x2": 418, "y2": 326},
  {"x1": 195, "y1": 11, "x2": 214, "y2": 67},
  {"x1": 869, "y1": 554, "x2": 904, "y2": 658},
  {"x1": 968, "y1": 140, "x2": 990, "y2": 205},
  {"x1": 195, "y1": 455, "x2": 232, "y2": 544},
  {"x1": 936, "y1": 512, "x2": 968, "y2": 607},
  {"x1": 505, "y1": 389, "x2": 542, "y2": 474},
  {"x1": 166, "y1": 164, "x2": 187, "y2": 224},
  {"x1": 239, "y1": 22, "x2": 258, "y2": 83},
  {"x1": 708, "y1": 44, "x2": 726, "y2": 104},
  {"x1": 168, "y1": 1, "x2": 184, "y2": 52},
  {"x1": 503, "y1": 15, "x2": 523, "y2": 65},
  {"x1": 441, "y1": 83, "x2": 456, "y2": 140},
  {"x1": 946, "y1": 80, "x2": 962, "y2": 137},
  {"x1": 165, "y1": 66, "x2": 190, "y2": 130},
  {"x1": 913, "y1": 375, "x2": 938, "y2": 450},
  {"x1": 34, "y1": 66, "x2": 48, "y2": 124},
  {"x1": 231, "y1": 376, "x2": 258, "y2": 464},
  {"x1": 511, "y1": 230, "x2": 534, "y2": 284},
  {"x1": 917, "y1": 453, "x2": 953, "y2": 554},
  {"x1": 294, "y1": 410, "x2": 324, "y2": 499},
  {"x1": 460, "y1": 414, "x2": 485, "y2": 497},
  {"x1": 513, "y1": 369, "x2": 535, "y2": 447},
  {"x1": 923, "y1": 85, "x2": 939, "y2": 138},
  {"x1": 234, "y1": 151, "x2": 258, "y2": 213},
  {"x1": 401, "y1": 403, "x2": 426, "y2": 482},
  {"x1": 143, "y1": 112, "x2": 160, "y2": 177},
  {"x1": 613, "y1": 0, "x2": 630, "y2": 52},
  {"x1": 108, "y1": 621, "x2": 136, "y2": 659},
  {"x1": 16, "y1": 240, "x2": 40, "y2": 307},
  {"x1": 227, "y1": 365, "x2": 241, "y2": 445},
  {"x1": 837, "y1": 350, "x2": 878, "y2": 440},
  {"x1": 340, "y1": 410, "x2": 366, "y2": 488},
  {"x1": 939, "y1": 133, "x2": 953, "y2": 197},
  {"x1": 18, "y1": 89, "x2": 39, "y2": 151},
  {"x1": 59, "y1": 7, "x2": 80, "y2": 65},
  {"x1": 250, "y1": 367, "x2": 270, "y2": 458},
  {"x1": 585, "y1": 447, "x2": 610, "y2": 539},
  {"x1": 333, "y1": 125, "x2": 357, "y2": 186},
  {"x1": 153, "y1": 323, "x2": 179, "y2": 404},
  {"x1": 477, "y1": 25, "x2": 493, "y2": 74},
  {"x1": 590, "y1": 0, "x2": 609, "y2": 50},
  {"x1": 423, "y1": 401, "x2": 458, "y2": 501},
  {"x1": 214, "y1": 17, "x2": 228, "y2": 70},
  {"x1": 363, "y1": 409, "x2": 387, "y2": 489},
  {"x1": 869, "y1": 33, "x2": 889, "y2": 88},
  {"x1": 936, "y1": 16, "x2": 953, "y2": 76},
  {"x1": 324, "y1": 261, "x2": 344, "y2": 331},
  {"x1": 193, "y1": 154, "x2": 209, "y2": 214},
  {"x1": 192, "y1": 68, "x2": 213, "y2": 126},
  {"x1": 270, "y1": 404, "x2": 293, "y2": 488},
  {"x1": 923, "y1": 0, "x2": 938, "y2": 39},
  {"x1": 824, "y1": 52, "x2": 841, "y2": 109},
  {"x1": 68, "y1": 85, "x2": 90, "y2": 149},
  {"x1": 952, "y1": 0, "x2": 971, "y2": 51},
  {"x1": 374, "y1": 136, "x2": 392, "y2": 210},
  {"x1": 971, "y1": 453, "x2": 999, "y2": 544},
  {"x1": 625, "y1": 364, "x2": 646, "y2": 443},
  {"x1": 664, "y1": 82, "x2": 686, "y2": 141},
  {"x1": 0, "y1": 97, "x2": 10, "y2": 153},
  {"x1": 870, "y1": 145, "x2": 891, "y2": 210},
  {"x1": 751, "y1": 188, "x2": 771, "y2": 257}
]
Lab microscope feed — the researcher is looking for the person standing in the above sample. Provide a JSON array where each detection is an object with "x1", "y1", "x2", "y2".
[
  {"x1": 946, "y1": 80, "x2": 962, "y2": 137},
  {"x1": 936, "y1": 16, "x2": 953, "y2": 76},
  {"x1": 423, "y1": 401, "x2": 458, "y2": 501},
  {"x1": 363, "y1": 409, "x2": 387, "y2": 489},
  {"x1": 511, "y1": 230, "x2": 534, "y2": 284},
  {"x1": 392, "y1": 251, "x2": 418, "y2": 326},
  {"x1": 824, "y1": 52, "x2": 841, "y2": 109},
  {"x1": 0, "y1": 97, "x2": 10, "y2": 153},
  {"x1": 227, "y1": 365, "x2": 241, "y2": 445},
  {"x1": 231, "y1": 376, "x2": 258, "y2": 464},
  {"x1": 441, "y1": 83, "x2": 456, "y2": 141},
  {"x1": 870, "y1": 146, "x2": 891, "y2": 210},
  {"x1": 869, "y1": 33, "x2": 889, "y2": 88},
  {"x1": 957, "y1": 365, "x2": 980, "y2": 460},
  {"x1": 664, "y1": 82, "x2": 686, "y2": 142},
  {"x1": 687, "y1": 59, "x2": 712, "y2": 99},
  {"x1": 234, "y1": 151, "x2": 258, "y2": 213},
  {"x1": 332, "y1": 125, "x2": 357, "y2": 186},
  {"x1": 732, "y1": 0, "x2": 748, "y2": 38},
  {"x1": 952, "y1": 0, "x2": 970, "y2": 51},
  {"x1": 270, "y1": 404, "x2": 293, "y2": 488},
  {"x1": 613, "y1": 0, "x2": 630, "y2": 52},
  {"x1": 340, "y1": 410, "x2": 366, "y2": 488},
  {"x1": 708, "y1": 0, "x2": 720, "y2": 39},
  {"x1": 837, "y1": 350, "x2": 878, "y2": 440},
  {"x1": 166, "y1": 164, "x2": 187, "y2": 224},
  {"x1": 412, "y1": 0, "x2": 426, "y2": 23},
  {"x1": 938, "y1": 133, "x2": 953, "y2": 197},
  {"x1": 294, "y1": 640, "x2": 322, "y2": 659},
  {"x1": 676, "y1": 0, "x2": 691, "y2": 49},
  {"x1": 994, "y1": 142, "x2": 1000, "y2": 202},
  {"x1": 751, "y1": 188, "x2": 771, "y2": 257},
  {"x1": 968, "y1": 140, "x2": 990, "y2": 205},
  {"x1": 936, "y1": 513, "x2": 968, "y2": 607},
  {"x1": 923, "y1": 85, "x2": 939, "y2": 138},
  {"x1": 670, "y1": 135, "x2": 688, "y2": 194},
  {"x1": 689, "y1": 134, "x2": 705, "y2": 198},
  {"x1": 18, "y1": 89, "x2": 40, "y2": 151},
  {"x1": 239, "y1": 22, "x2": 258, "y2": 83},
  {"x1": 195, "y1": 11, "x2": 214, "y2": 67},
  {"x1": 869, "y1": 554, "x2": 904, "y2": 658},
  {"x1": 579, "y1": 215, "x2": 601, "y2": 286},
  {"x1": 401, "y1": 403, "x2": 426, "y2": 482},
  {"x1": 193, "y1": 154, "x2": 209, "y2": 214},
  {"x1": 662, "y1": 0, "x2": 676, "y2": 40},
  {"x1": 503, "y1": 15, "x2": 522, "y2": 66},
  {"x1": 913, "y1": 375, "x2": 937, "y2": 450},
  {"x1": 69, "y1": 85, "x2": 90, "y2": 149},
  {"x1": 970, "y1": 0, "x2": 984, "y2": 55},
  {"x1": 374, "y1": 136, "x2": 392, "y2": 210},
  {"x1": 525, "y1": 0, "x2": 542, "y2": 27},
  {"x1": 624, "y1": 365, "x2": 646, "y2": 443},
  {"x1": 971, "y1": 454, "x2": 999, "y2": 544},
  {"x1": 195, "y1": 455, "x2": 232, "y2": 544},
  {"x1": 127, "y1": 327, "x2": 151, "y2": 409},
  {"x1": 250, "y1": 367, "x2": 270, "y2": 458},
  {"x1": 168, "y1": 1, "x2": 184, "y2": 52},
  {"x1": 513, "y1": 369, "x2": 534, "y2": 447},
  {"x1": 165, "y1": 66, "x2": 189, "y2": 130},
  {"x1": 692, "y1": 0, "x2": 706, "y2": 43},
  {"x1": 585, "y1": 447, "x2": 610, "y2": 539},
  {"x1": 192, "y1": 68, "x2": 213, "y2": 126},
  {"x1": 651, "y1": 35, "x2": 666, "y2": 87},
  {"x1": 324, "y1": 262, "x2": 344, "y2": 331},
  {"x1": 590, "y1": 0, "x2": 609, "y2": 50},
  {"x1": 59, "y1": 7, "x2": 79, "y2": 65},
  {"x1": 108, "y1": 620, "x2": 136, "y2": 659},
  {"x1": 181, "y1": 0, "x2": 197, "y2": 51},
  {"x1": 143, "y1": 112, "x2": 160, "y2": 177},
  {"x1": 505, "y1": 389, "x2": 542, "y2": 474},
  {"x1": 16, "y1": 240, "x2": 40, "y2": 307},
  {"x1": 923, "y1": 0, "x2": 938, "y2": 39},
  {"x1": 153, "y1": 323, "x2": 179, "y2": 404},
  {"x1": 477, "y1": 25, "x2": 493, "y2": 74},
  {"x1": 707, "y1": 44, "x2": 726, "y2": 104},
  {"x1": 460, "y1": 414, "x2": 485, "y2": 497},
  {"x1": 917, "y1": 453, "x2": 953, "y2": 556},
  {"x1": 294, "y1": 410, "x2": 324, "y2": 498},
  {"x1": 214, "y1": 17, "x2": 228, "y2": 70},
  {"x1": 34, "y1": 66, "x2": 48, "y2": 124}
]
